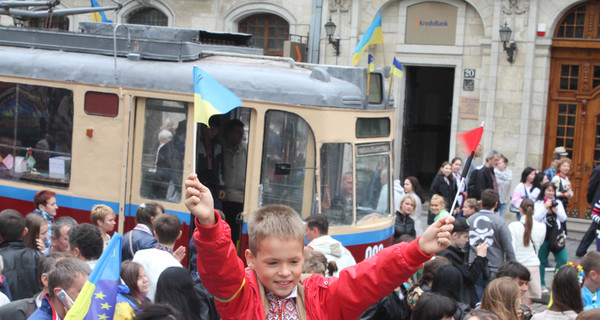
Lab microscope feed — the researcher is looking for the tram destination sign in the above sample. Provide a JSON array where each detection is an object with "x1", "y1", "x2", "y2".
[{"x1": 357, "y1": 143, "x2": 391, "y2": 156}]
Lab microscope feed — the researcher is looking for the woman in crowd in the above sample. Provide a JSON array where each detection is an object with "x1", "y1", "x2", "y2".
[
  {"x1": 531, "y1": 263, "x2": 583, "y2": 320},
  {"x1": 460, "y1": 198, "x2": 480, "y2": 218},
  {"x1": 534, "y1": 182, "x2": 568, "y2": 293},
  {"x1": 430, "y1": 161, "x2": 456, "y2": 212},
  {"x1": 394, "y1": 195, "x2": 417, "y2": 240},
  {"x1": 429, "y1": 195, "x2": 450, "y2": 224},
  {"x1": 533, "y1": 172, "x2": 549, "y2": 195},
  {"x1": 451, "y1": 157, "x2": 465, "y2": 209},
  {"x1": 118, "y1": 260, "x2": 151, "y2": 312},
  {"x1": 24, "y1": 213, "x2": 49, "y2": 252},
  {"x1": 495, "y1": 155, "x2": 513, "y2": 216},
  {"x1": 155, "y1": 267, "x2": 206, "y2": 320},
  {"x1": 552, "y1": 158, "x2": 574, "y2": 212},
  {"x1": 511, "y1": 167, "x2": 538, "y2": 220},
  {"x1": 122, "y1": 202, "x2": 164, "y2": 261},
  {"x1": 479, "y1": 277, "x2": 521, "y2": 320},
  {"x1": 404, "y1": 176, "x2": 424, "y2": 235},
  {"x1": 508, "y1": 198, "x2": 546, "y2": 306},
  {"x1": 90, "y1": 204, "x2": 117, "y2": 248}
]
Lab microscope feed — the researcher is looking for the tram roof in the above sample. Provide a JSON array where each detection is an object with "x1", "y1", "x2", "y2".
[{"x1": 0, "y1": 23, "x2": 371, "y2": 109}]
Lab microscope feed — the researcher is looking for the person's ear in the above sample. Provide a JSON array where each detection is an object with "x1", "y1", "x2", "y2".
[
  {"x1": 41, "y1": 273, "x2": 49, "y2": 288},
  {"x1": 70, "y1": 247, "x2": 80, "y2": 258},
  {"x1": 53, "y1": 286, "x2": 62, "y2": 297},
  {"x1": 176, "y1": 230, "x2": 182, "y2": 241},
  {"x1": 245, "y1": 249, "x2": 255, "y2": 270},
  {"x1": 153, "y1": 231, "x2": 159, "y2": 239},
  {"x1": 22, "y1": 227, "x2": 28, "y2": 238}
]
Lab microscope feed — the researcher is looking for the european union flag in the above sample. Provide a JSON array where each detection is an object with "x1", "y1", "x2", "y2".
[
  {"x1": 391, "y1": 57, "x2": 404, "y2": 78},
  {"x1": 64, "y1": 233, "x2": 122, "y2": 320},
  {"x1": 352, "y1": 10, "x2": 384, "y2": 65},
  {"x1": 91, "y1": 0, "x2": 112, "y2": 23},
  {"x1": 193, "y1": 66, "x2": 242, "y2": 125}
]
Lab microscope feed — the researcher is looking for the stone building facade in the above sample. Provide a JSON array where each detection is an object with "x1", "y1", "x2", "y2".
[{"x1": 5, "y1": 0, "x2": 598, "y2": 216}]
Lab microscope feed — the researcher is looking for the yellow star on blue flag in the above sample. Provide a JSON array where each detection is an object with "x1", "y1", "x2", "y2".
[
  {"x1": 94, "y1": 292, "x2": 106, "y2": 300},
  {"x1": 98, "y1": 314, "x2": 109, "y2": 320},
  {"x1": 100, "y1": 302, "x2": 111, "y2": 310}
]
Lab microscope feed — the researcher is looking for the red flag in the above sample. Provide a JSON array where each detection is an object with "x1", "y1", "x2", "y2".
[{"x1": 457, "y1": 126, "x2": 483, "y2": 155}]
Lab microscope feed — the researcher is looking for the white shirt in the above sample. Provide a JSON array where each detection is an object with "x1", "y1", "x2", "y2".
[
  {"x1": 307, "y1": 235, "x2": 356, "y2": 277},
  {"x1": 133, "y1": 247, "x2": 182, "y2": 302},
  {"x1": 508, "y1": 216, "x2": 546, "y2": 266}
]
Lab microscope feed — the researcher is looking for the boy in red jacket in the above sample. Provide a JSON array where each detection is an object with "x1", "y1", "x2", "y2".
[{"x1": 185, "y1": 173, "x2": 454, "y2": 319}]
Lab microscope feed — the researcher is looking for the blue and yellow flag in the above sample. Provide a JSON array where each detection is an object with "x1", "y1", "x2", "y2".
[
  {"x1": 367, "y1": 54, "x2": 376, "y2": 72},
  {"x1": 193, "y1": 66, "x2": 242, "y2": 125},
  {"x1": 391, "y1": 57, "x2": 404, "y2": 78},
  {"x1": 91, "y1": 0, "x2": 111, "y2": 23},
  {"x1": 64, "y1": 233, "x2": 122, "y2": 320},
  {"x1": 352, "y1": 10, "x2": 384, "y2": 65}
]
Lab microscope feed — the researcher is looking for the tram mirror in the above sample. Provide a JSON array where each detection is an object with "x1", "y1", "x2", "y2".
[{"x1": 274, "y1": 163, "x2": 291, "y2": 175}]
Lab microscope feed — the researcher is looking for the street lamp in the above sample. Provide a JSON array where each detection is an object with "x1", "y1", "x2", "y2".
[
  {"x1": 499, "y1": 22, "x2": 517, "y2": 64},
  {"x1": 324, "y1": 18, "x2": 340, "y2": 56}
]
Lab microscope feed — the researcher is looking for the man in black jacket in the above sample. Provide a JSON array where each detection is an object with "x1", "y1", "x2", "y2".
[
  {"x1": 437, "y1": 217, "x2": 488, "y2": 308},
  {"x1": 0, "y1": 209, "x2": 41, "y2": 300},
  {"x1": 467, "y1": 151, "x2": 501, "y2": 200}
]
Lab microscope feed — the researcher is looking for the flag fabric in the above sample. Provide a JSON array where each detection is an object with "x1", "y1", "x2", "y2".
[
  {"x1": 193, "y1": 66, "x2": 242, "y2": 125},
  {"x1": 457, "y1": 126, "x2": 484, "y2": 155},
  {"x1": 91, "y1": 0, "x2": 111, "y2": 23},
  {"x1": 352, "y1": 10, "x2": 384, "y2": 65},
  {"x1": 64, "y1": 233, "x2": 122, "y2": 320},
  {"x1": 391, "y1": 57, "x2": 404, "y2": 78},
  {"x1": 367, "y1": 54, "x2": 376, "y2": 72}
]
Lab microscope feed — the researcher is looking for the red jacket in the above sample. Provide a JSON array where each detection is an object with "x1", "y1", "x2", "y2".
[{"x1": 193, "y1": 212, "x2": 431, "y2": 320}]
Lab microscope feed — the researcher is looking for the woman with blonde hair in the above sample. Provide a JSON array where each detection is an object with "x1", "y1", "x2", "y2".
[
  {"x1": 394, "y1": 195, "x2": 416, "y2": 240},
  {"x1": 90, "y1": 204, "x2": 116, "y2": 248},
  {"x1": 480, "y1": 277, "x2": 521, "y2": 320},
  {"x1": 428, "y1": 194, "x2": 450, "y2": 224}
]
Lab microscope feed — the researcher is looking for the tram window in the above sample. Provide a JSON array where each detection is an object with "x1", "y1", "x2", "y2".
[
  {"x1": 85, "y1": 91, "x2": 118, "y2": 117},
  {"x1": 368, "y1": 73, "x2": 383, "y2": 104},
  {"x1": 139, "y1": 99, "x2": 187, "y2": 202},
  {"x1": 356, "y1": 118, "x2": 390, "y2": 138},
  {"x1": 355, "y1": 144, "x2": 391, "y2": 223},
  {"x1": 0, "y1": 82, "x2": 73, "y2": 187},
  {"x1": 320, "y1": 143, "x2": 354, "y2": 226},
  {"x1": 259, "y1": 111, "x2": 315, "y2": 217}
]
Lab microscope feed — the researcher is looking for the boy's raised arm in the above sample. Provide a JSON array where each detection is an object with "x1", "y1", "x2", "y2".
[{"x1": 185, "y1": 173, "x2": 216, "y2": 226}]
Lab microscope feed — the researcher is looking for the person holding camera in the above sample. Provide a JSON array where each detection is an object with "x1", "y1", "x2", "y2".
[{"x1": 533, "y1": 182, "x2": 568, "y2": 293}]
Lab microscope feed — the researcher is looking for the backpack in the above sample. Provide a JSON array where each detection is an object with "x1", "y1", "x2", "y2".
[{"x1": 546, "y1": 213, "x2": 566, "y2": 253}]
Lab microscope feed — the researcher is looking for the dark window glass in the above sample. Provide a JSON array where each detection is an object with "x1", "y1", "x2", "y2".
[
  {"x1": 559, "y1": 65, "x2": 579, "y2": 90},
  {"x1": 239, "y1": 13, "x2": 289, "y2": 56},
  {"x1": 368, "y1": 73, "x2": 383, "y2": 104},
  {"x1": 356, "y1": 118, "x2": 390, "y2": 138},
  {"x1": 128, "y1": 7, "x2": 167, "y2": 26},
  {"x1": 28, "y1": 16, "x2": 69, "y2": 30},
  {"x1": 85, "y1": 92, "x2": 118, "y2": 117},
  {"x1": 556, "y1": 5, "x2": 586, "y2": 38}
]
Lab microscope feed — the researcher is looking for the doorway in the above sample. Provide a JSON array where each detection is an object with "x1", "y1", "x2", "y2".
[{"x1": 401, "y1": 66, "x2": 455, "y2": 194}]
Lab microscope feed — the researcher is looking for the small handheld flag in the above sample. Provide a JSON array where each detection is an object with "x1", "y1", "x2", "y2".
[
  {"x1": 193, "y1": 66, "x2": 242, "y2": 125},
  {"x1": 368, "y1": 54, "x2": 376, "y2": 72},
  {"x1": 450, "y1": 124, "x2": 484, "y2": 215},
  {"x1": 352, "y1": 11, "x2": 384, "y2": 65},
  {"x1": 64, "y1": 233, "x2": 122, "y2": 320},
  {"x1": 391, "y1": 57, "x2": 404, "y2": 78},
  {"x1": 91, "y1": 0, "x2": 111, "y2": 23}
]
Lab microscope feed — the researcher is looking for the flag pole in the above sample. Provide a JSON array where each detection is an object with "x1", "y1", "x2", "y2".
[
  {"x1": 450, "y1": 121, "x2": 485, "y2": 215},
  {"x1": 387, "y1": 72, "x2": 394, "y2": 107}
]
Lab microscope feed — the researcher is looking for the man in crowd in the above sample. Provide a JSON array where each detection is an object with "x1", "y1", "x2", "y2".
[
  {"x1": 32, "y1": 190, "x2": 59, "y2": 249},
  {"x1": 43, "y1": 217, "x2": 78, "y2": 254},
  {"x1": 468, "y1": 151, "x2": 501, "y2": 200},
  {"x1": 68, "y1": 223, "x2": 104, "y2": 270},
  {"x1": 305, "y1": 215, "x2": 356, "y2": 277}
]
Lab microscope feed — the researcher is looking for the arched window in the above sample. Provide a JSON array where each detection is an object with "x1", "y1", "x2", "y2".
[
  {"x1": 127, "y1": 7, "x2": 167, "y2": 26},
  {"x1": 239, "y1": 13, "x2": 289, "y2": 56},
  {"x1": 555, "y1": 1, "x2": 600, "y2": 39}
]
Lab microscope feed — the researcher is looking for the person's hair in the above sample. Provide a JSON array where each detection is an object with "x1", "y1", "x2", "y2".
[
  {"x1": 520, "y1": 198, "x2": 535, "y2": 247},
  {"x1": 464, "y1": 198, "x2": 480, "y2": 211},
  {"x1": 0, "y1": 209, "x2": 26, "y2": 241},
  {"x1": 536, "y1": 182, "x2": 556, "y2": 201},
  {"x1": 576, "y1": 309, "x2": 600, "y2": 320},
  {"x1": 410, "y1": 256, "x2": 451, "y2": 292},
  {"x1": 37, "y1": 252, "x2": 71, "y2": 290},
  {"x1": 480, "y1": 277, "x2": 521, "y2": 320},
  {"x1": 495, "y1": 260, "x2": 531, "y2": 282},
  {"x1": 24, "y1": 213, "x2": 48, "y2": 250},
  {"x1": 34, "y1": 190, "x2": 56, "y2": 209},
  {"x1": 411, "y1": 292, "x2": 457, "y2": 320},
  {"x1": 500, "y1": 155, "x2": 509, "y2": 164},
  {"x1": 552, "y1": 264, "x2": 584, "y2": 313},
  {"x1": 136, "y1": 202, "x2": 164, "y2": 232},
  {"x1": 404, "y1": 176, "x2": 424, "y2": 201},
  {"x1": 437, "y1": 161, "x2": 453, "y2": 181},
  {"x1": 155, "y1": 267, "x2": 204, "y2": 320},
  {"x1": 520, "y1": 167, "x2": 536, "y2": 183},
  {"x1": 398, "y1": 195, "x2": 416, "y2": 215},
  {"x1": 153, "y1": 213, "x2": 181, "y2": 244},
  {"x1": 303, "y1": 248, "x2": 326, "y2": 276},
  {"x1": 431, "y1": 264, "x2": 463, "y2": 301},
  {"x1": 52, "y1": 216, "x2": 78, "y2": 239},
  {"x1": 224, "y1": 119, "x2": 244, "y2": 133},
  {"x1": 121, "y1": 261, "x2": 146, "y2": 302},
  {"x1": 305, "y1": 215, "x2": 329, "y2": 236},
  {"x1": 430, "y1": 194, "x2": 446, "y2": 209},
  {"x1": 248, "y1": 205, "x2": 304, "y2": 255},
  {"x1": 451, "y1": 157, "x2": 462, "y2": 165},
  {"x1": 532, "y1": 172, "x2": 546, "y2": 190},
  {"x1": 133, "y1": 303, "x2": 181, "y2": 320},
  {"x1": 47, "y1": 258, "x2": 91, "y2": 298},
  {"x1": 208, "y1": 115, "x2": 221, "y2": 128},
  {"x1": 68, "y1": 223, "x2": 103, "y2": 260},
  {"x1": 581, "y1": 251, "x2": 600, "y2": 277},
  {"x1": 158, "y1": 129, "x2": 173, "y2": 142},
  {"x1": 480, "y1": 189, "x2": 498, "y2": 209},
  {"x1": 464, "y1": 309, "x2": 501, "y2": 320},
  {"x1": 556, "y1": 157, "x2": 572, "y2": 171},
  {"x1": 90, "y1": 204, "x2": 115, "y2": 226},
  {"x1": 486, "y1": 150, "x2": 500, "y2": 161},
  {"x1": 552, "y1": 154, "x2": 562, "y2": 161}
]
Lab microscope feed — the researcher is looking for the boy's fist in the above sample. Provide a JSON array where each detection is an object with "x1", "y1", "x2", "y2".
[
  {"x1": 184, "y1": 173, "x2": 216, "y2": 226},
  {"x1": 418, "y1": 216, "x2": 454, "y2": 255}
]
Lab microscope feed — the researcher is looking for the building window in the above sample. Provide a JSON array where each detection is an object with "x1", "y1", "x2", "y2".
[
  {"x1": 128, "y1": 7, "x2": 168, "y2": 26},
  {"x1": 556, "y1": 5, "x2": 586, "y2": 38},
  {"x1": 555, "y1": 103, "x2": 577, "y2": 156},
  {"x1": 560, "y1": 64, "x2": 579, "y2": 90},
  {"x1": 239, "y1": 13, "x2": 289, "y2": 56},
  {"x1": 27, "y1": 16, "x2": 69, "y2": 30}
]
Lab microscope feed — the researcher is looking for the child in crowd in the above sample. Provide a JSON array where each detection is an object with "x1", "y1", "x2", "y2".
[
  {"x1": 581, "y1": 251, "x2": 600, "y2": 310},
  {"x1": 479, "y1": 277, "x2": 521, "y2": 320},
  {"x1": 90, "y1": 204, "x2": 116, "y2": 248},
  {"x1": 185, "y1": 173, "x2": 454, "y2": 319},
  {"x1": 302, "y1": 248, "x2": 336, "y2": 277}
]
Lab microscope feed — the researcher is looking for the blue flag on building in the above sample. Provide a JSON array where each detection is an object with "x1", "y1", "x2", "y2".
[
  {"x1": 193, "y1": 66, "x2": 242, "y2": 125},
  {"x1": 64, "y1": 233, "x2": 122, "y2": 320},
  {"x1": 91, "y1": 0, "x2": 112, "y2": 23}
]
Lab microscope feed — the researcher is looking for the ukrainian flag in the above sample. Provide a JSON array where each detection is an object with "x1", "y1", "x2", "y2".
[
  {"x1": 193, "y1": 66, "x2": 242, "y2": 125},
  {"x1": 367, "y1": 54, "x2": 376, "y2": 72},
  {"x1": 391, "y1": 57, "x2": 404, "y2": 78},
  {"x1": 64, "y1": 233, "x2": 122, "y2": 320},
  {"x1": 91, "y1": 0, "x2": 111, "y2": 23},
  {"x1": 352, "y1": 10, "x2": 384, "y2": 65}
]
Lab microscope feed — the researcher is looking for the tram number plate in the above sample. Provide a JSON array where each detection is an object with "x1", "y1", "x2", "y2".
[{"x1": 364, "y1": 244, "x2": 384, "y2": 259}]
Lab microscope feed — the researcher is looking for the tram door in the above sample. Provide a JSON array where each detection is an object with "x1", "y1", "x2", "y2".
[{"x1": 401, "y1": 66, "x2": 455, "y2": 192}]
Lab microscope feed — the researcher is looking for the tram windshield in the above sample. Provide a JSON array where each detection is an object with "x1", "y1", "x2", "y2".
[
  {"x1": 320, "y1": 143, "x2": 354, "y2": 226},
  {"x1": 356, "y1": 144, "x2": 391, "y2": 223}
]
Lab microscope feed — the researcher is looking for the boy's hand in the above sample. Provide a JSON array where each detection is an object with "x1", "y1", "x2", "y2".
[
  {"x1": 173, "y1": 246, "x2": 186, "y2": 263},
  {"x1": 184, "y1": 173, "x2": 216, "y2": 226},
  {"x1": 418, "y1": 216, "x2": 454, "y2": 255}
]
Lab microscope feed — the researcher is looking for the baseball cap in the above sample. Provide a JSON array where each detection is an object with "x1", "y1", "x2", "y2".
[
  {"x1": 452, "y1": 217, "x2": 470, "y2": 233},
  {"x1": 554, "y1": 146, "x2": 568, "y2": 156}
]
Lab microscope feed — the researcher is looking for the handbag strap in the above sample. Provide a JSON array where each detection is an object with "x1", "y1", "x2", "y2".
[{"x1": 523, "y1": 184, "x2": 529, "y2": 198}]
